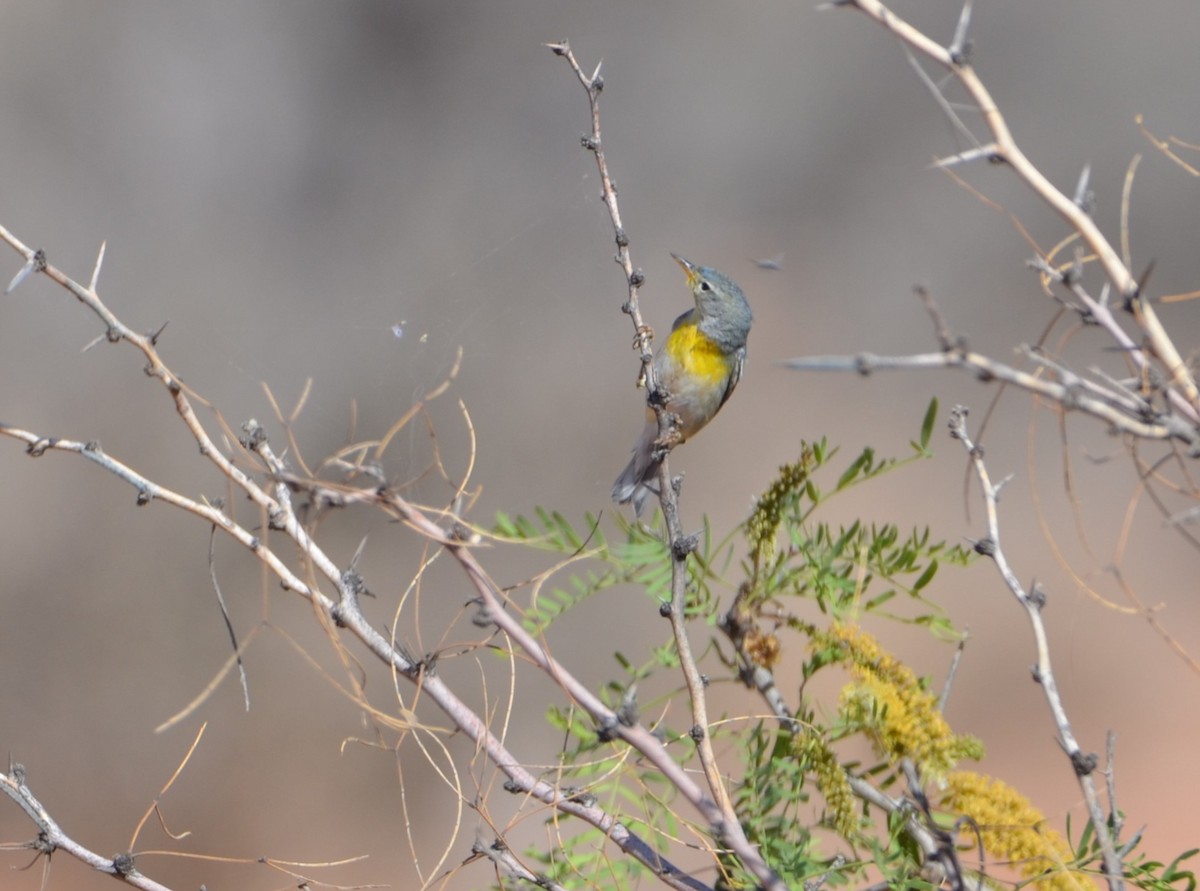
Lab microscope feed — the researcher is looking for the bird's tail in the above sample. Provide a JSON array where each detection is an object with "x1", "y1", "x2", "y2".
[{"x1": 612, "y1": 425, "x2": 661, "y2": 517}]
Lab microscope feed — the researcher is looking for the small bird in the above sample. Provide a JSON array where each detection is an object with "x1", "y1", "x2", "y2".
[{"x1": 612, "y1": 254, "x2": 753, "y2": 516}]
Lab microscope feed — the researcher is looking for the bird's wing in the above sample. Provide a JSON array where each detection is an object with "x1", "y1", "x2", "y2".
[{"x1": 718, "y1": 346, "x2": 747, "y2": 410}]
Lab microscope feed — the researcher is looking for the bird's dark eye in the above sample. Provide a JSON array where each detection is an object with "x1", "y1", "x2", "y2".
[{"x1": 700, "y1": 281, "x2": 711, "y2": 291}]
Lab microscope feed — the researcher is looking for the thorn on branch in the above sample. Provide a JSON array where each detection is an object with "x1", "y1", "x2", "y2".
[
  {"x1": 1122, "y1": 260, "x2": 1155, "y2": 311},
  {"x1": 949, "y1": 0, "x2": 975, "y2": 64},
  {"x1": 972, "y1": 537, "x2": 996, "y2": 557},
  {"x1": 1028, "y1": 582, "x2": 1047, "y2": 610},
  {"x1": 617, "y1": 686, "x2": 639, "y2": 727},
  {"x1": 544, "y1": 39, "x2": 569, "y2": 57},
  {"x1": 1073, "y1": 163, "x2": 1095, "y2": 214},
  {"x1": 341, "y1": 567, "x2": 373, "y2": 600},
  {"x1": 148, "y1": 320, "x2": 169, "y2": 346},
  {"x1": 4, "y1": 249, "x2": 46, "y2": 294}
]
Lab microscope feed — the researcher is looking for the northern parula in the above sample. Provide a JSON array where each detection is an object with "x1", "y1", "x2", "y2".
[{"x1": 612, "y1": 254, "x2": 753, "y2": 516}]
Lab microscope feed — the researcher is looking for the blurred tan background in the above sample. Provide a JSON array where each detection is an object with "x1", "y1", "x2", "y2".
[{"x1": 1, "y1": 1, "x2": 1198, "y2": 888}]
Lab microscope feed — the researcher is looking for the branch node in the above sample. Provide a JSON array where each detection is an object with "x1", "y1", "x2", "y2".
[
  {"x1": 33, "y1": 830, "x2": 54, "y2": 855},
  {"x1": 111, "y1": 852, "x2": 136, "y2": 877},
  {"x1": 972, "y1": 536, "x2": 995, "y2": 557},
  {"x1": 26, "y1": 437, "x2": 55, "y2": 457},
  {"x1": 565, "y1": 785, "x2": 598, "y2": 807},
  {"x1": 595, "y1": 715, "x2": 620, "y2": 743},
  {"x1": 1071, "y1": 750, "x2": 1099, "y2": 777},
  {"x1": 329, "y1": 603, "x2": 347, "y2": 628},
  {"x1": 239, "y1": 419, "x2": 268, "y2": 451},
  {"x1": 671, "y1": 533, "x2": 698, "y2": 561}
]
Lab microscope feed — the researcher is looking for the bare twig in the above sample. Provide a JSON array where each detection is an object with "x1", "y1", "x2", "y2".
[
  {"x1": 948, "y1": 406, "x2": 1125, "y2": 891},
  {"x1": 0, "y1": 766, "x2": 174, "y2": 891},
  {"x1": 838, "y1": 0, "x2": 1200, "y2": 418},
  {"x1": 0, "y1": 223, "x2": 713, "y2": 891},
  {"x1": 549, "y1": 40, "x2": 780, "y2": 891},
  {"x1": 782, "y1": 347, "x2": 1197, "y2": 447}
]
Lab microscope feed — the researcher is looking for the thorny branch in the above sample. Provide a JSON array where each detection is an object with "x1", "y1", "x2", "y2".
[
  {"x1": 949, "y1": 406, "x2": 1125, "y2": 891},
  {"x1": 0, "y1": 767, "x2": 173, "y2": 891},
  {"x1": 821, "y1": 0, "x2": 1200, "y2": 436},
  {"x1": 0, "y1": 225, "x2": 711, "y2": 891},
  {"x1": 548, "y1": 39, "x2": 783, "y2": 891}
]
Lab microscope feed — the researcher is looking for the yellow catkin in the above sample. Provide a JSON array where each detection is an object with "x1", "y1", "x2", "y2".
[
  {"x1": 793, "y1": 729, "x2": 857, "y2": 836},
  {"x1": 828, "y1": 624, "x2": 983, "y2": 777},
  {"x1": 745, "y1": 448, "x2": 814, "y2": 577},
  {"x1": 943, "y1": 771, "x2": 1094, "y2": 891}
]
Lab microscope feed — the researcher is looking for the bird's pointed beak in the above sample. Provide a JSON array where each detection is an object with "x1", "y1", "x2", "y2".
[{"x1": 670, "y1": 253, "x2": 701, "y2": 288}]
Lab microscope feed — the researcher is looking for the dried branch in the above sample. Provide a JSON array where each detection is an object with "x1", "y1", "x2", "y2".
[
  {"x1": 0, "y1": 225, "x2": 710, "y2": 891},
  {"x1": 549, "y1": 40, "x2": 781, "y2": 891},
  {"x1": 948, "y1": 406, "x2": 1125, "y2": 891},
  {"x1": 836, "y1": 0, "x2": 1200, "y2": 420},
  {"x1": 783, "y1": 343, "x2": 1197, "y2": 448}
]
